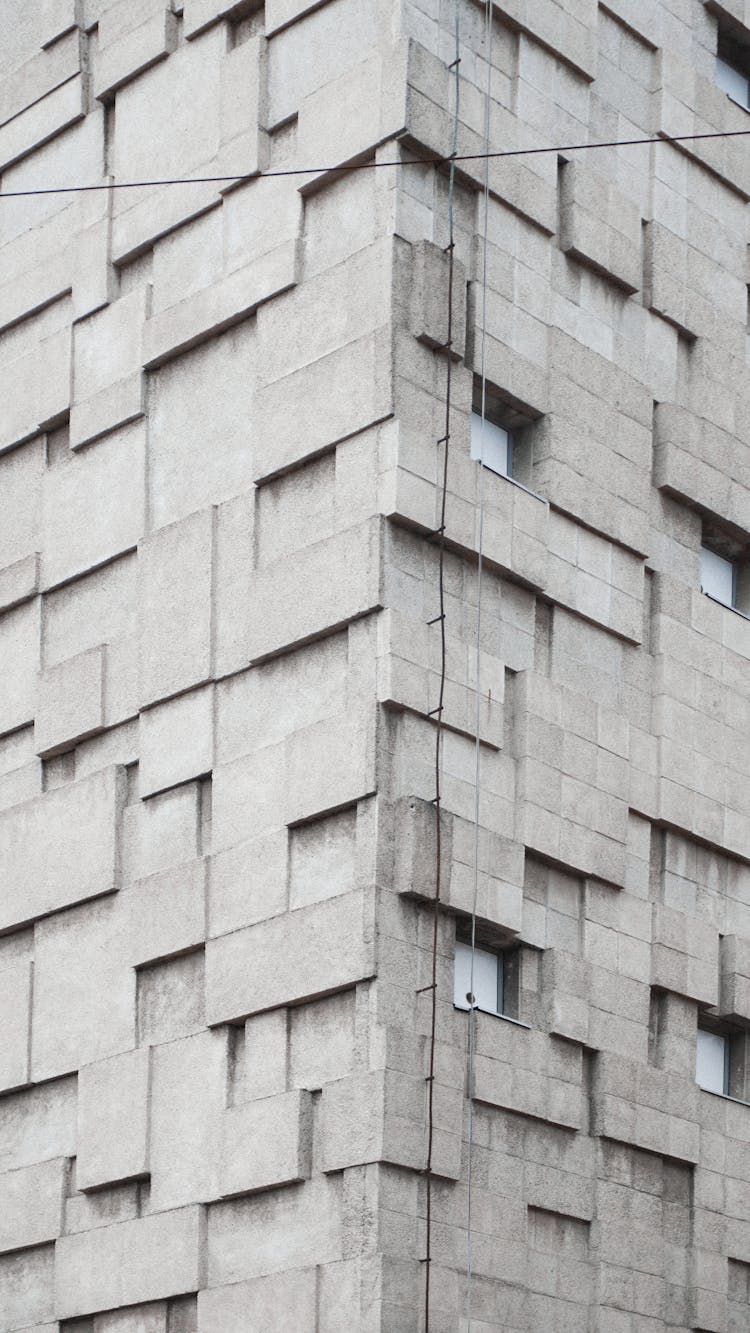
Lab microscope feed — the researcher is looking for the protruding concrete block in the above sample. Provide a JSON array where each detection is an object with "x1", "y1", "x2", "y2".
[
  {"x1": 111, "y1": 26, "x2": 264, "y2": 261},
  {"x1": 719, "y1": 934, "x2": 750, "y2": 1022},
  {"x1": 126, "y1": 859, "x2": 207, "y2": 969},
  {"x1": 651, "y1": 903, "x2": 719, "y2": 1007},
  {"x1": 207, "y1": 830, "x2": 287, "y2": 936},
  {"x1": 139, "y1": 685, "x2": 214, "y2": 798},
  {"x1": 559, "y1": 159, "x2": 642, "y2": 294},
  {"x1": 288, "y1": 990, "x2": 355, "y2": 1092},
  {"x1": 206, "y1": 889, "x2": 374, "y2": 1024},
  {"x1": 0, "y1": 959, "x2": 33, "y2": 1093},
  {"x1": 206, "y1": 1177, "x2": 341, "y2": 1286},
  {"x1": 0, "y1": 1075, "x2": 77, "y2": 1175},
  {"x1": 0, "y1": 1158, "x2": 66, "y2": 1254},
  {"x1": 123, "y1": 780, "x2": 201, "y2": 884},
  {"x1": 197, "y1": 1269, "x2": 318, "y2": 1331},
  {"x1": 138, "y1": 508, "x2": 214, "y2": 707},
  {"x1": 0, "y1": 554, "x2": 39, "y2": 614},
  {"x1": 147, "y1": 322, "x2": 255, "y2": 530},
  {"x1": 34, "y1": 644, "x2": 106, "y2": 758},
  {"x1": 54, "y1": 1206, "x2": 206, "y2": 1319},
  {"x1": 148, "y1": 1029, "x2": 226, "y2": 1211},
  {"x1": 0, "y1": 1245, "x2": 55, "y2": 1331},
  {"x1": 0, "y1": 435, "x2": 43, "y2": 571},
  {"x1": 31, "y1": 895, "x2": 136, "y2": 1082},
  {"x1": 77, "y1": 1048, "x2": 151, "y2": 1191},
  {"x1": 71, "y1": 287, "x2": 149, "y2": 447},
  {"x1": 295, "y1": 47, "x2": 408, "y2": 177},
  {"x1": 253, "y1": 328, "x2": 392, "y2": 482},
  {"x1": 0, "y1": 766, "x2": 124, "y2": 931},
  {"x1": 219, "y1": 1090, "x2": 312, "y2": 1197},
  {"x1": 243, "y1": 1009, "x2": 287, "y2": 1102},
  {"x1": 95, "y1": 0, "x2": 178, "y2": 101},
  {"x1": 245, "y1": 519, "x2": 381, "y2": 664},
  {"x1": 0, "y1": 597, "x2": 39, "y2": 737},
  {"x1": 41, "y1": 420, "x2": 145, "y2": 588},
  {"x1": 411, "y1": 239, "x2": 466, "y2": 356},
  {"x1": 43, "y1": 552, "x2": 139, "y2": 731}
]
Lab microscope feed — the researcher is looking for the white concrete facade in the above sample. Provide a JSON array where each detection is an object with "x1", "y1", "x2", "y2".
[{"x1": 2, "y1": 1, "x2": 750, "y2": 1329}]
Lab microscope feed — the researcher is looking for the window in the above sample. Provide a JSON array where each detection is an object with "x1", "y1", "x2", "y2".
[
  {"x1": 716, "y1": 30, "x2": 750, "y2": 109},
  {"x1": 454, "y1": 939, "x2": 520, "y2": 1019},
  {"x1": 470, "y1": 380, "x2": 535, "y2": 485},
  {"x1": 696, "y1": 1027, "x2": 729, "y2": 1095},
  {"x1": 696, "y1": 1024, "x2": 750, "y2": 1101},
  {"x1": 701, "y1": 544, "x2": 736, "y2": 607},
  {"x1": 716, "y1": 53, "x2": 750, "y2": 107},
  {"x1": 700, "y1": 530, "x2": 750, "y2": 614},
  {"x1": 471, "y1": 411, "x2": 512, "y2": 477}
]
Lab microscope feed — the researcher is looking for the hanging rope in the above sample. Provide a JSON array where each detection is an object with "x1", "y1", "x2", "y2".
[
  {"x1": 465, "y1": 6, "x2": 494, "y2": 1327},
  {"x1": 423, "y1": 12, "x2": 461, "y2": 1331}
]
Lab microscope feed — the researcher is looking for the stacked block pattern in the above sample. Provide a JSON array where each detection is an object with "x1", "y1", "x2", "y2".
[{"x1": 2, "y1": 0, "x2": 750, "y2": 1330}]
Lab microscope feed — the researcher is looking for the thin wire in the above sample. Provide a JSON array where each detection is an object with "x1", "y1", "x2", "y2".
[
  {"x1": 424, "y1": 16, "x2": 461, "y2": 1333},
  {"x1": 465, "y1": 9, "x2": 493, "y2": 1326},
  {"x1": 2, "y1": 127, "x2": 750, "y2": 199}
]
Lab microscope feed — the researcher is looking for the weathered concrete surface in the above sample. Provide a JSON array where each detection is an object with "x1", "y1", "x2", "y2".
[{"x1": 1, "y1": 0, "x2": 750, "y2": 1329}]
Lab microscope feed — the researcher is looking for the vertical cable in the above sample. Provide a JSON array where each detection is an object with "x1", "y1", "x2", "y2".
[
  {"x1": 424, "y1": 13, "x2": 461, "y2": 1332},
  {"x1": 466, "y1": 4, "x2": 494, "y2": 1329}
]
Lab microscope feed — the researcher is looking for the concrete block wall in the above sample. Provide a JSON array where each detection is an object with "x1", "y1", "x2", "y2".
[{"x1": 2, "y1": 0, "x2": 750, "y2": 1329}]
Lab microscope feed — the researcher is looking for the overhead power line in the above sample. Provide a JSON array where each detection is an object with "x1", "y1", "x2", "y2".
[{"x1": 1, "y1": 126, "x2": 750, "y2": 199}]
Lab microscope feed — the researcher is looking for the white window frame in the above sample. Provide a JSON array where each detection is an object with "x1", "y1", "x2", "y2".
[
  {"x1": 701, "y1": 544, "x2": 737, "y2": 609},
  {"x1": 696, "y1": 1027, "x2": 730, "y2": 1095},
  {"x1": 716, "y1": 52, "x2": 750, "y2": 109},
  {"x1": 454, "y1": 939, "x2": 503, "y2": 1015},
  {"x1": 471, "y1": 411, "x2": 513, "y2": 479}
]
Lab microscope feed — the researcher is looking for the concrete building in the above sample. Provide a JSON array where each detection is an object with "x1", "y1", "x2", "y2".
[{"x1": 2, "y1": 0, "x2": 750, "y2": 1329}]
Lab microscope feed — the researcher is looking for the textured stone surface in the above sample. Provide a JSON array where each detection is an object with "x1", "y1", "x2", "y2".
[{"x1": 1, "y1": 1, "x2": 750, "y2": 1329}]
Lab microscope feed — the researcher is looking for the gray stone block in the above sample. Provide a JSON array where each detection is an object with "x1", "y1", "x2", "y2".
[
  {"x1": 0, "y1": 1075, "x2": 77, "y2": 1176},
  {"x1": 245, "y1": 518, "x2": 381, "y2": 664},
  {"x1": 252, "y1": 328, "x2": 392, "y2": 483},
  {"x1": 0, "y1": 766, "x2": 124, "y2": 931},
  {"x1": 77, "y1": 1048, "x2": 151, "y2": 1191},
  {"x1": 137, "y1": 949, "x2": 206, "y2": 1048},
  {"x1": 71, "y1": 288, "x2": 148, "y2": 448},
  {"x1": 41, "y1": 421, "x2": 145, "y2": 588},
  {"x1": 31, "y1": 895, "x2": 135, "y2": 1082},
  {"x1": 0, "y1": 598, "x2": 39, "y2": 737},
  {"x1": 146, "y1": 323, "x2": 255, "y2": 530},
  {"x1": 126, "y1": 859, "x2": 207, "y2": 969},
  {"x1": 219, "y1": 1090, "x2": 312, "y2": 1197},
  {"x1": 147, "y1": 1029, "x2": 226, "y2": 1211},
  {"x1": 559, "y1": 159, "x2": 642, "y2": 294},
  {"x1": 95, "y1": 0, "x2": 177, "y2": 101},
  {"x1": 206, "y1": 889, "x2": 375, "y2": 1024},
  {"x1": 0, "y1": 554, "x2": 39, "y2": 615},
  {"x1": 0, "y1": 959, "x2": 32, "y2": 1094},
  {"x1": 197, "y1": 1269, "x2": 317, "y2": 1333},
  {"x1": 0, "y1": 436, "x2": 43, "y2": 572},
  {"x1": 139, "y1": 686, "x2": 214, "y2": 798},
  {"x1": 0, "y1": 1158, "x2": 66, "y2": 1254},
  {"x1": 138, "y1": 508, "x2": 214, "y2": 707},
  {"x1": 0, "y1": 1245, "x2": 55, "y2": 1331},
  {"x1": 54, "y1": 1207, "x2": 206, "y2": 1319},
  {"x1": 34, "y1": 644, "x2": 106, "y2": 758}
]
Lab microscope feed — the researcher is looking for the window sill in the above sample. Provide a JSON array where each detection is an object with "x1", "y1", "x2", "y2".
[
  {"x1": 477, "y1": 462, "x2": 547, "y2": 507},
  {"x1": 721, "y1": 90, "x2": 750, "y2": 113},
  {"x1": 696, "y1": 1083, "x2": 749, "y2": 1106},
  {"x1": 453, "y1": 1003, "x2": 531, "y2": 1030},
  {"x1": 702, "y1": 590, "x2": 750, "y2": 621}
]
